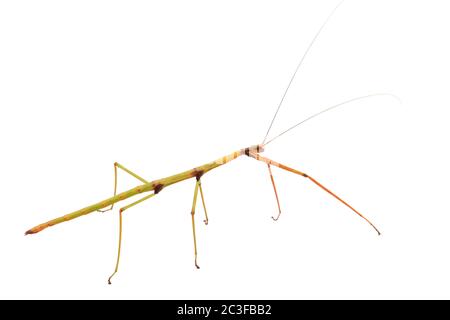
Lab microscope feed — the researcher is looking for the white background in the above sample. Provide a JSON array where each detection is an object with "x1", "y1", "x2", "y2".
[{"x1": 1, "y1": 0, "x2": 449, "y2": 299}]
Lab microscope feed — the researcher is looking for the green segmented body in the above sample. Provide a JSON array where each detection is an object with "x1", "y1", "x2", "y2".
[
  {"x1": 25, "y1": 3, "x2": 385, "y2": 285},
  {"x1": 25, "y1": 148, "x2": 252, "y2": 235}
]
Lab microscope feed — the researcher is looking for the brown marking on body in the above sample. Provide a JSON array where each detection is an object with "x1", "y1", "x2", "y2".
[
  {"x1": 195, "y1": 170, "x2": 204, "y2": 181},
  {"x1": 25, "y1": 222, "x2": 48, "y2": 235},
  {"x1": 25, "y1": 229, "x2": 36, "y2": 235},
  {"x1": 154, "y1": 183, "x2": 164, "y2": 194}
]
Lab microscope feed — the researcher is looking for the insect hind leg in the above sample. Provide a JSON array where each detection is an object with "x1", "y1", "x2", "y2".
[
  {"x1": 98, "y1": 162, "x2": 149, "y2": 213},
  {"x1": 108, "y1": 192, "x2": 156, "y2": 284}
]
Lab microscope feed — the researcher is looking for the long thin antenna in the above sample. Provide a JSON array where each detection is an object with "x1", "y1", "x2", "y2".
[
  {"x1": 262, "y1": 0, "x2": 345, "y2": 145},
  {"x1": 263, "y1": 93, "x2": 401, "y2": 145}
]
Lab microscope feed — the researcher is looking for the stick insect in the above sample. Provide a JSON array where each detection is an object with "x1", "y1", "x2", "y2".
[{"x1": 26, "y1": 1, "x2": 393, "y2": 284}]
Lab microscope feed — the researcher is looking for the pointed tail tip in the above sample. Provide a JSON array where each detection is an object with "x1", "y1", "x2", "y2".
[{"x1": 25, "y1": 229, "x2": 36, "y2": 236}]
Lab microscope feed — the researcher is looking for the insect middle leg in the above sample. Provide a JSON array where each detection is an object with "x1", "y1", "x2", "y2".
[
  {"x1": 198, "y1": 180, "x2": 209, "y2": 225},
  {"x1": 108, "y1": 192, "x2": 156, "y2": 284},
  {"x1": 190, "y1": 178, "x2": 203, "y2": 269},
  {"x1": 98, "y1": 162, "x2": 149, "y2": 213}
]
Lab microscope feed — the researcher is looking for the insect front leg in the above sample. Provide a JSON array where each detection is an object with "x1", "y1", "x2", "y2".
[
  {"x1": 250, "y1": 152, "x2": 381, "y2": 235},
  {"x1": 267, "y1": 164, "x2": 282, "y2": 221}
]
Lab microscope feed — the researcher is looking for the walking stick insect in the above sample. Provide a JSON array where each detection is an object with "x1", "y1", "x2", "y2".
[{"x1": 26, "y1": 1, "x2": 394, "y2": 284}]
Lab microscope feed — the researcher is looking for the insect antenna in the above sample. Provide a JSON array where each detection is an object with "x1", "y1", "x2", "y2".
[
  {"x1": 264, "y1": 93, "x2": 401, "y2": 145},
  {"x1": 262, "y1": 0, "x2": 345, "y2": 145}
]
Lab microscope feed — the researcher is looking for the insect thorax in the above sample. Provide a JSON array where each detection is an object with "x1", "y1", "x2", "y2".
[{"x1": 244, "y1": 144, "x2": 264, "y2": 156}]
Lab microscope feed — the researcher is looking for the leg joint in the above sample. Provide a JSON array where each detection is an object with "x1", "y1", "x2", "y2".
[{"x1": 195, "y1": 170, "x2": 204, "y2": 181}]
